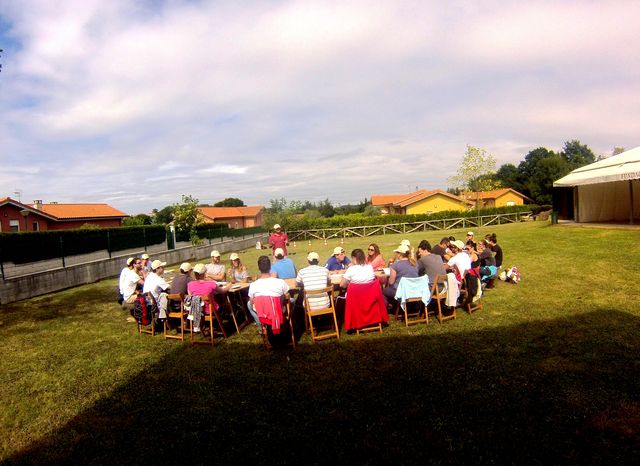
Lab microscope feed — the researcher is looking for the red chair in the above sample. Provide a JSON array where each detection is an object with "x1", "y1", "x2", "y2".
[{"x1": 344, "y1": 280, "x2": 389, "y2": 334}]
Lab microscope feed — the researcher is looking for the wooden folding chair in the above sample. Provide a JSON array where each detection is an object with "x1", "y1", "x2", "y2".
[
  {"x1": 138, "y1": 292, "x2": 157, "y2": 336},
  {"x1": 430, "y1": 274, "x2": 456, "y2": 323},
  {"x1": 304, "y1": 286, "x2": 340, "y2": 343},
  {"x1": 460, "y1": 275, "x2": 483, "y2": 314},
  {"x1": 225, "y1": 292, "x2": 251, "y2": 334},
  {"x1": 190, "y1": 295, "x2": 219, "y2": 346},
  {"x1": 396, "y1": 276, "x2": 429, "y2": 327},
  {"x1": 164, "y1": 293, "x2": 190, "y2": 341},
  {"x1": 255, "y1": 297, "x2": 296, "y2": 349}
]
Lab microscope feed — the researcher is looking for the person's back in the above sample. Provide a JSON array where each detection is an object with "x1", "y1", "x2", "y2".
[
  {"x1": 418, "y1": 253, "x2": 445, "y2": 284},
  {"x1": 297, "y1": 253, "x2": 330, "y2": 310},
  {"x1": 172, "y1": 263, "x2": 194, "y2": 296},
  {"x1": 271, "y1": 256, "x2": 297, "y2": 279}
]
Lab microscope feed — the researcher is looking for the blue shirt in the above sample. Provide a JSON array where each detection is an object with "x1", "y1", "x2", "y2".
[
  {"x1": 271, "y1": 257, "x2": 297, "y2": 279},
  {"x1": 325, "y1": 255, "x2": 351, "y2": 271}
]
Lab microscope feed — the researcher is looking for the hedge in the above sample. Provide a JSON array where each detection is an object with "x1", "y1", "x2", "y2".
[
  {"x1": 0, "y1": 225, "x2": 167, "y2": 264},
  {"x1": 280, "y1": 205, "x2": 537, "y2": 231},
  {"x1": 175, "y1": 224, "x2": 266, "y2": 243}
]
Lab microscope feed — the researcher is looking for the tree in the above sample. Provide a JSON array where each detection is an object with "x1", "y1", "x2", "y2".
[
  {"x1": 152, "y1": 206, "x2": 175, "y2": 225},
  {"x1": 525, "y1": 154, "x2": 569, "y2": 205},
  {"x1": 172, "y1": 195, "x2": 203, "y2": 245},
  {"x1": 213, "y1": 197, "x2": 245, "y2": 207},
  {"x1": 560, "y1": 139, "x2": 595, "y2": 170},
  {"x1": 123, "y1": 214, "x2": 153, "y2": 226},
  {"x1": 495, "y1": 163, "x2": 521, "y2": 191},
  {"x1": 447, "y1": 145, "x2": 498, "y2": 215},
  {"x1": 317, "y1": 198, "x2": 335, "y2": 218}
]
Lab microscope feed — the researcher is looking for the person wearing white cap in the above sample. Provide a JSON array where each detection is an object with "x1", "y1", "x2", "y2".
[
  {"x1": 383, "y1": 244, "x2": 419, "y2": 310},
  {"x1": 227, "y1": 253, "x2": 249, "y2": 283},
  {"x1": 466, "y1": 231, "x2": 477, "y2": 250},
  {"x1": 141, "y1": 253, "x2": 152, "y2": 274},
  {"x1": 325, "y1": 246, "x2": 351, "y2": 272},
  {"x1": 205, "y1": 250, "x2": 225, "y2": 281},
  {"x1": 268, "y1": 224, "x2": 289, "y2": 257},
  {"x1": 171, "y1": 262, "x2": 194, "y2": 296},
  {"x1": 446, "y1": 240, "x2": 472, "y2": 281},
  {"x1": 118, "y1": 257, "x2": 135, "y2": 303},
  {"x1": 143, "y1": 260, "x2": 170, "y2": 315},
  {"x1": 270, "y1": 247, "x2": 297, "y2": 279},
  {"x1": 296, "y1": 252, "x2": 330, "y2": 310}
]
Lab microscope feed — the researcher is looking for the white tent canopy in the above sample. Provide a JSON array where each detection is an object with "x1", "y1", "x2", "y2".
[
  {"x1": 554, "y1": 146, "x2": 640, "y2": 224},
  {"x1": 554, "y1": 146, "x2": 640, "y2": 187}
]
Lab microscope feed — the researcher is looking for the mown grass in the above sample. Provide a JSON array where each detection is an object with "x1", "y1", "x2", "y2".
[{"x1": 1, "y1": 221, "x2": 639, "y2": 464}]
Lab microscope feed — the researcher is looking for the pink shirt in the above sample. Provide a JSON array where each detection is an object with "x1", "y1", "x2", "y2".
[
  {"x1": 268, "y1": 232, "x2": 289, "y2": 256},
  {"x1": 187, "y1": 280, "x2": 219, "y2": 314},
  {"x1": 366, "y1": 254, "x2": 386, "y2": 270}
]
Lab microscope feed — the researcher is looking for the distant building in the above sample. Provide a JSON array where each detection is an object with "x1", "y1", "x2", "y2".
[
  {"x1": 198, "y1": 205, "x2": 264, "y2": 229},
  {"x1": 371, "y1": 189, "x2": 472, "y2": 215},
  {"x1": 461, "y1": 188, "x2": 531, "y2": 208},
  {"x1": 0, "y1": 197, "x2": 129, "y2": 232}
]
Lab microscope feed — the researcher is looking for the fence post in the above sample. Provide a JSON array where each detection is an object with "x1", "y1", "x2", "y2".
[
  {"x1": 107, "y1": 230, "x2": 112, "y2": 258},
  {"x1": 0, "y1": 247, "x2": 4, "y2": 281},
  {"x1": 143, "y1": 227, "x2": 147, "y2": 251},
  {"x1": 60, "y1": 236, "x2": 66, "y2": 268}
]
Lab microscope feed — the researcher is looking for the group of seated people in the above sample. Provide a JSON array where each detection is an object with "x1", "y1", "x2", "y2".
[{"x1": 118, "y1": 231, "x2": 504, "y2": 336}]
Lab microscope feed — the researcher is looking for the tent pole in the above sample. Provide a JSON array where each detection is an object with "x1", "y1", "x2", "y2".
[{"x1": 630, "y1": 180, "x2": 635, "y2": 225}]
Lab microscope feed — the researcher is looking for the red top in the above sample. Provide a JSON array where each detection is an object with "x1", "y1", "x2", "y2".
[
  {"x1": 344, "y1": 280, "x2": 388, "y2": 330},
  {"x1": 268, "y1": 231, "x2": 289, "y2": 256}
]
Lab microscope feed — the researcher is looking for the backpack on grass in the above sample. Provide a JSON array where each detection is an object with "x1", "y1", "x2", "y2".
[{"x1": 133, "y1": 295, "x2": 157, "y2": 326}]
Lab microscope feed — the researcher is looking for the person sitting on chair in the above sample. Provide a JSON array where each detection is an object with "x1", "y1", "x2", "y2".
[
  {"x1": 383, "y1": 244, "x2": 418, "y2": 311},
  {"x1": 340, "y1": 248, "x2": 375, "y2": 288},
  {"x1": 446, "y1": 240, "x2": 471, "y2": 282},
  {"x1": 296, "y1": 252, "x2": 330, "y2": 311},
  {"x1": 270, "y1": 248, "x2": 297, "y2": 279},
  {"x1": 417, "y1": 240, "x2": 446, "y2": 285},
  {"x1": 247, "y1": 255, "x2": 290, "y2": 331},
  {"x1": 171, "y1": 262, "x2": 194, "y2": 296},
  {"x1": 205, "y1": 250, "x2": 225, "y2": 281},
  {"x1": 325, "y1": 246, "x2": 351, "y2": 273}
]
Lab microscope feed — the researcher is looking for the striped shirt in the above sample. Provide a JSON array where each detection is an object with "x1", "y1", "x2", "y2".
[{"x1": 296, "y1": 265, "x2": 330, "y2": 310}]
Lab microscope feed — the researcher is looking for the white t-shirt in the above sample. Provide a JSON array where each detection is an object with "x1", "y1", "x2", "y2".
[
  {"x1": 248, "y1": 277, "x2": 290, "y2": 299},
  {"x1": 119, "y1": 267, "x2": 129, "y2": 296},
  {"x1": 205, "y1": 263, "x2": 225, "y2": 277},
  {"x1": 143, "y1": 272, "x2": 170, "y2": 301},
  {"x1": 448, "y1": 252, "x2": 472, "y2": 278},
  {"x1": 123, "y1": 268, "x2": 142, "y2": 301},
  {"x1": 343, "y1": 264, "x2": 375, "y2": 284}
]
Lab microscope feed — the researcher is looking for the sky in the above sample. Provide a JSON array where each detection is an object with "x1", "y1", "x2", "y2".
[{"x1": 1, "y1": 0, "x2": 639, "y2": 215}]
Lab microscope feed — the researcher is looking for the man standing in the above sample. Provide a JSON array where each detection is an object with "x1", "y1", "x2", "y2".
[
  {"x1": 270, "y1": 248, "x2": 297, "y2": 279},
  {"x1": 268, "y1": 224, "x2": 289, "y2": 257},
  {"x1": 205, "y1": 250, "x2": 226, "y2": 281},
  {"x1": 325, "y1": 246, "x2": 351, "y2": 272}
]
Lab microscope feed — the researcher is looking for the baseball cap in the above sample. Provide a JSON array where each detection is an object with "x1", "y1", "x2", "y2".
[
  {"x1": 394, "y1": 244, "x2": 410, "y2": 254},
  {"x1": 141, "y1": 253, "x2": 150, "y2": 260},
  {"x1": 273, "y1": 224, "x2": 281, "y2": 229},
  {"x1": 333, "y1": 247, "x2": 344, "y2": 255},
  {"x1": 400, "y1": 239, "x2": 411, "y2": 247},
  {"x1": 180, "y1": 262, "x2": 192, "y2": 272},
  {"x1": 467, "y1": 231, "x2": 474, "y2": 236},
  {"x1": 451, "y1": 240, "x2": 465, "y2": 250},
  {"x1": 307, "y1": 251, "x2": 319, "y2": 261},
  {"x1": 210, "y1": 250, "x2": 221, "y2": 257},
  {"x1": 274, "y1": 247, "x2": 284, "y2": 257},
  {"x1": 126, "y1": 257, "x2": 134, "y2": 266},
  {"x1": 193, "y1": 263, "x2": 206, "y2": 274},
  {"x1": 151, "y1": 259, "x2": 166, "y2": 270},
  {"x1": 230, "y1": 253, "x2": 240, "y2": 261}
]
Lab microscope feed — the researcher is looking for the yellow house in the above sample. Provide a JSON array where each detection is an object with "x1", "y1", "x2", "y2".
[
  {"x1": 371, "y1": 189, "x2": 472, "y2": 215},
  {"x1": 461, "y1": 188, "x2": 531, "y2": 208}
]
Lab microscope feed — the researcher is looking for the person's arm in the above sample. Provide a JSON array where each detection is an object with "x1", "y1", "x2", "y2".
[{"x1": 388, "y1": 265, "x2": 398, "y2": 286}]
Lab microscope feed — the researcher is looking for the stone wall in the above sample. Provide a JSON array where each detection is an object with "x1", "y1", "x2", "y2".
[{"x1": 0, "y1": 234, "x2": 267, "y2": 305}]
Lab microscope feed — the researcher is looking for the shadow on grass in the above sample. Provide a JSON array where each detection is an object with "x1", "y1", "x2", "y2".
[{"x1": 4, "y1": 309, "x2": 640, "y2": 465}]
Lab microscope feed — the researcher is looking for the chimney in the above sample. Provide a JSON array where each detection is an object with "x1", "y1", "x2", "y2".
[{"x1": 34, "y1": 200, "x2": 43, "y2": 210}]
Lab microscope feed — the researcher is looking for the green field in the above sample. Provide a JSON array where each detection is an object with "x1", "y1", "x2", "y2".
[{"x1": 1, "y1": 221, "x2": 639, "y2": 464}]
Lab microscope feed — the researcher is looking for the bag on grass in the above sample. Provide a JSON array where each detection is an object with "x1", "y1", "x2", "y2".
[{"x1": 133, "y1": 295, "x2": 156, "y2": 326}]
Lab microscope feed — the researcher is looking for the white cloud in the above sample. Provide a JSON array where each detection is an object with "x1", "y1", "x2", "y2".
[{"x1": 1, "y1": 0, "x2": 639, "y2": 213}]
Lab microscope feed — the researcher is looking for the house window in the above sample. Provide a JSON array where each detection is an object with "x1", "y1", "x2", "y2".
[
  {"x1": 9, "y1": 220, "x2": 20, "y2": 232},
  {"x1": 506, "y1": 201, "x2": 515, "y2": 206},
  {"x1": 32, "y1": 221, "x2": 40, "y2": 231}
]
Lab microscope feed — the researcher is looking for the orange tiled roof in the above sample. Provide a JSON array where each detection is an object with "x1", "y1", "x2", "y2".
[
  {"x1": 33, "y1": 203, "x2": 129, "y2": 219},
  {"x1": 371, "y1": 194, "x2": 409, "y2": 206},
  {"x1": 461, "y1": 188, "x2": 527, "y2": 201},
  {"x1": 372, "y1": 189, "x2": 471, "y2": 207},
  {"x1": 0, "y1": 197, "x2": 59, "y2": 220},
  {"x1": 198, "y1": 205, "x2": 263, "y2": 220}
]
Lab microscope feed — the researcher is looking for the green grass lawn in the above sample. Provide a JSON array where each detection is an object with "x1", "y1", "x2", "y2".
[{"x1": 1, "y1": 221, "x2": 639, "y2": 464}]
